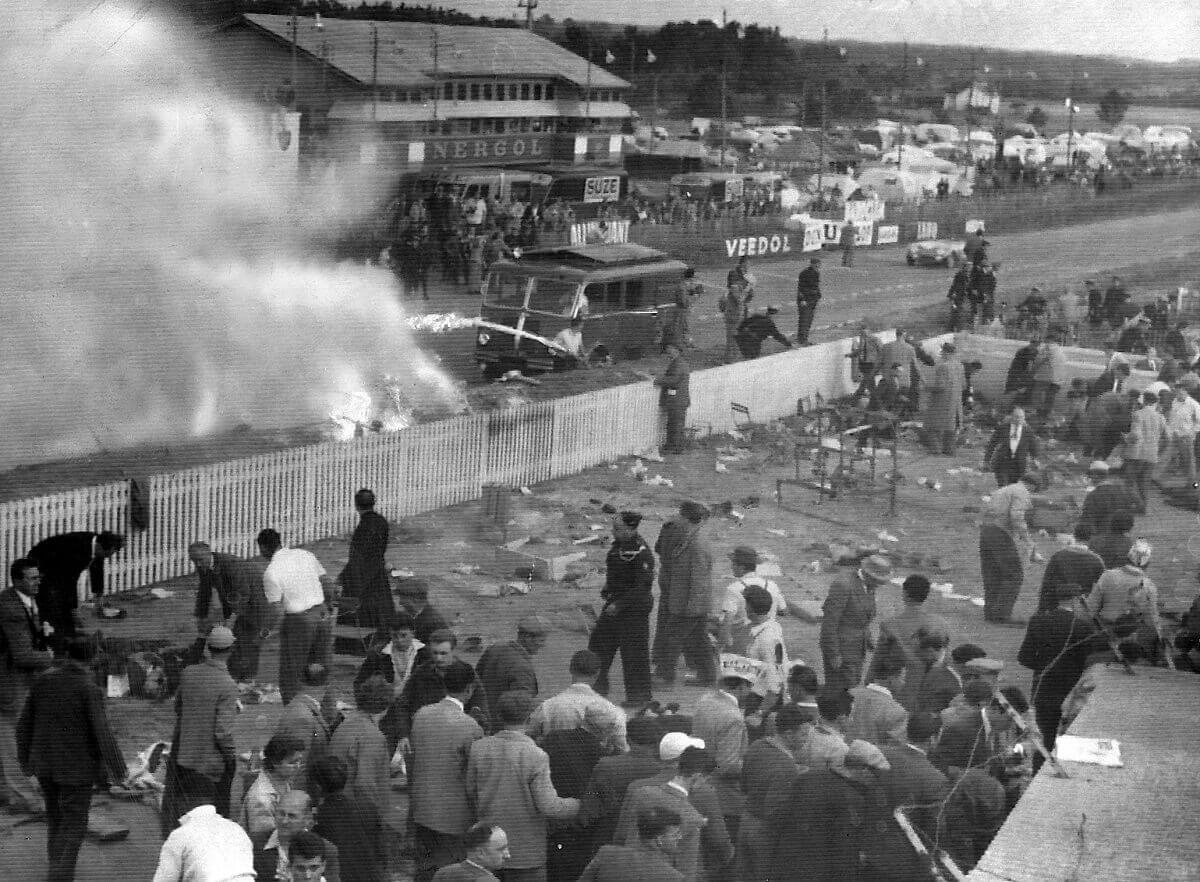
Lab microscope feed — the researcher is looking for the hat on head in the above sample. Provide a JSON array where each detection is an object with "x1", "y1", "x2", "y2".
[
  {"x1": 679, "y1": 501, "x2": 710, "y2": 522},
  {"x1": 206, "y1": 626, "x2": 236, "y2": 650},
  {"x1": 1128, "y1": 538, "x2": 1153, "y2": 568},
  {"x1": 860, "y1": 555, "x2": 893, "y2": 583},
  {"x1": 965, "y1": 657, "x2": 1004, "y2": 676},
  {"x1": 394, "y1": 577, "x2": 430, "y2": 597},
  {"x1": 1087, "y1": 460, "x2": 1110, "y2": 475},
  {"x1": 941, "y1": 341, "x2": 957, "y2": 353},
  {"x1": 659, "y1": 731, "x2": 705, "y2": 762},
  {"x1": 765, "y1": 305, "x2": 780, "y2": 315},
  {"x1": 517, "y1": 615, "x2": 550, "y2": 636},
  {"x1": 729, "y1": 546, "x2": 759, "y2": 568},
  {"x1": 718, "y1": 653, "x2": 763, "y2": 685},
  {"x1": 619, "y1": 510, "x2": 643, "y2": 528},
  {"x1": 844, "y1": 740, "x2": 891, "y2": 771}
]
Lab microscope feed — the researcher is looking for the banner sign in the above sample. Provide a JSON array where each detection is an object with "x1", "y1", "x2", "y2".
[
  {"x1": 875, "y1": 224, "x2": 900, "y2": 245},
  {"x1": 426, "y1": 134, "x2": 552, "y2": 164},
  {"x1": 821, "y1": 221, "x2": 843, "y2": 243},
  {"x1": 965, "y1": 219, "x2": 986, "y2": 234},
  {"x1": 583, "y1": 175, "x2": 622, "y2": 203},
  {"x1": 854, "y1": 221, "x2": 875, "y2": 247},
  {"x1": 724, "y1": 233, "x2": 793, "y2": 258},
  {"x1": 845, "y1": 199, "x2": 886, "y2": 223},
  {"x1": 802, "y1": 223, "x2": 824, "y2": 252},
  {"x1": 916, "y1": 221, "x2": 938, "y2": 240}
]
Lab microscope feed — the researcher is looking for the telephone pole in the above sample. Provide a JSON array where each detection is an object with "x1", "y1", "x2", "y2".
[
  {"x1": 517, "y1": 0, "x2": 537, "y2": 31},
  {"x1": 289, "y1": 3, "x2": 298, "y2": 109},
  {"x1": 720, "y1": 8, "x2": 728, "y2": 159},
  {"x1": 371, "y1": 22, "x2": 379, "y2": 122},
  {"x1": 899, "y1": 41, "x2": 908, "y2": 172}
]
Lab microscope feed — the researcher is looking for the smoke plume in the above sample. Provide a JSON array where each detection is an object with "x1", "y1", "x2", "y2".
[{"x1": 0, "y1": 1, "x2": 460, "y2": 471}]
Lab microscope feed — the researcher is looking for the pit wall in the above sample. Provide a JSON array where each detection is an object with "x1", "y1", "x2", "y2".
[
  {"x1": 955, "y1": 333, "x2": 1158, "y2": 403},
  {"x1": 0, "y1": 330, "x2": 947, "y2": 596}
]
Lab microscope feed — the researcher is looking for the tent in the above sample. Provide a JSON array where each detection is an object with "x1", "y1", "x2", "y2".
[{"x1": 855, "y1": 167, "x2": 924, "y2": 202}]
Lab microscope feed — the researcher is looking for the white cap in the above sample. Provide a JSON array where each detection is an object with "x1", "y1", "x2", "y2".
[{"x1": 659, "y1": 732, "x2": 705, "y2": 762}]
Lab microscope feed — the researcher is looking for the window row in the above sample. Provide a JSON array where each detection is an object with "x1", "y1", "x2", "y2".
[{"x1": 442, "y1": 82, "x2": 557, "y2": 102}]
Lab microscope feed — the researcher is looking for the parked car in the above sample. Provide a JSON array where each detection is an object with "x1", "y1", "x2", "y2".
[{"x1": 906, "y1": 239, "x2": 966, "y2": 267}]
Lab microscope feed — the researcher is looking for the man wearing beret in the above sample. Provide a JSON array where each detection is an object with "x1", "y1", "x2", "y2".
[
  {"x1": 820, "y1": 555, "x2": 890, "y2": 693},
  {"x1": 589, "y1": 512, "x2": 655, "y2": 707}
]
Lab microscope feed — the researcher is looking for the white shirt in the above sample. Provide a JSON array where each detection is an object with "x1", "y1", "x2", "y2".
[
  {"x1": 552, "y1": 327, "x2": 585, "y2": 358},
  {"x1": 746, "y1": 619, "x2": 789, "y2": 698},
  {"x1": 152, "y1": 805, "x2": 256, "y2": 882},
  {"x1": 263, "y1": 548, "x2": 327, "y2": 614},
  {"x1": 385, "y1": 639, "x2": 425, "y2": 697},
  {"x1": 1167, "y1": 394, "x2": 1200, "y2": 437},
  {"x1": 1009, "y1": 423, "x2": 1022, "y2": 454},
  {"x1": 721, "y1": 574, "x2": 787, "y2": 622}
]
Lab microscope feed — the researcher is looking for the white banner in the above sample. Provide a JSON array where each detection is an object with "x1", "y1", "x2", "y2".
[
  {"x1": 916, "y1": 221, "x2": 938, "y2": 240},
  {"x1": 854, "y1": 221, "x2": 874, "y2": 247},
  {"x1": 844, "y1": 199, "x2": 885, "y2": 224},
  {"x1": 821, "y1": 221, "x2": 843, "y2": 243},
  {"x1": 965, "y1": 219, "x2": 986, "y2": 234},
  {"x1": 583, "y1": 175, "x2": 622, "y2": 203},
  {"x1": 569, "y1": 220, "x2": 630, "y2": 245},
  {"x1": 875, "y1": 224, "x2": 899, "y2": 245},
  {"x1": 723, "y1": 233, "x2": 793, "y2": 258},
  {"x1": 802, "y1": 222, "x2": 824, "y2": 252}
]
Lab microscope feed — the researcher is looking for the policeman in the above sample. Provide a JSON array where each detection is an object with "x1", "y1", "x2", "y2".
[{"x1": 588, "y1": 511, "x2": 655, "y2": 707}]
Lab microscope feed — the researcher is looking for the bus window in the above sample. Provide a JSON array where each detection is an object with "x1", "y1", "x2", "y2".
[
  {"x1": 527, "y1": 278, "x2": 580, "y2": 315},
  {"x1": 485, "y1": 270, "x2": 532, "y2": 307},
  {"x1": 624, "y1": 279, "x2": 645, "y2": 310},
  {"x1": 585, "y1": 282, "x2": 623, "y2": 314},
  {"x1": 649, "y1": 276, "x2": 683, "y2": 307}
]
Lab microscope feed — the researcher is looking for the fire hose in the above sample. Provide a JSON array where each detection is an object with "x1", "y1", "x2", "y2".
[{"x1": 474, "y1": 319, "x2": 570, "y2": 354}]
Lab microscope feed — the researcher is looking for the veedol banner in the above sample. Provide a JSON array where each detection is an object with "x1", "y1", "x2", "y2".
[{"x1": 724, "y1": 233, "x2": 793, "y2": 258}]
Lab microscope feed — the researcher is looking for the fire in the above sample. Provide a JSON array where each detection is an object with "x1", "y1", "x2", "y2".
[
  {"x1": 405, "y1": 312, "x2": 479, "y2": 334},
  {"x1": 327, "y1": 367, "x2": 415, "y2": 442}
]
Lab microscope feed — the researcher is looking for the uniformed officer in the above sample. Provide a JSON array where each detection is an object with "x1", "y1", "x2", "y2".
[{"x1": 588, "y1": 511, "x2": 655, "y2": 708}]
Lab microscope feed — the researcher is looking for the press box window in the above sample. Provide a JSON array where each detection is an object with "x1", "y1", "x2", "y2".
[
  {"x1": 533, "y1": 84, "x2": 543, "y2": 100},
  {"x1": 470, "y1": 84, "x2": 480, "y2": 101}
]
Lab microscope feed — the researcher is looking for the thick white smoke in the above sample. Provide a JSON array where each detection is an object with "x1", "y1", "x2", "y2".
[{"x1": 0, "y1": 1, "x2": 461, "y2": 470}]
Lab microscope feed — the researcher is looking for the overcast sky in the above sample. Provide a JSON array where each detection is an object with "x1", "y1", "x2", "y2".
[{"x1": 439, "y1": 0, "x2": 1200, "y2": 62}]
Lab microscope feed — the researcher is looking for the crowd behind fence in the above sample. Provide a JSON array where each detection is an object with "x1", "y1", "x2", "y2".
[{"x1": 0, "y1": 334, "x2": 896, "y2": 596}]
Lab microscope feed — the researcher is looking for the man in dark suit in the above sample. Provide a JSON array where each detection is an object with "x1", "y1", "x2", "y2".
[
  {"x1": 395, "y1": 631, "x2": 489, "y2": 757},
  {"x1": 1037, "y1": 525, "x2": 1105, "y2": 612},
  {"x1": 795, "y1": 258, "x2": 822, "y2": 345},
  {"x1": 865, "y1": 713, "x2": 950, "y2": 882},
  {"x1": 475, "y1": 616, "x2": 546, "y2": 731},
  {"x1": 984, "y1": 405, "x2": 1040, "y2": 487},
  {"x1": 17, "y1": 636, "x2": 127, "y2": 882},
  {"x1": 312, "y1": 756, "x2": 386, "y2": 882},
  {"x1": 1018, "y1": 583, "x2": 1101, "y2": 759},
  {"x1": 409, "y1": 662, "x2": 484, "y2": 882},
  {"x1": 188, "y1": 542, "x2": 272, "y2": 683},
  {"x1": 576, "y1": 716, "x2": 665, "y2": 861},
  {"x1": 820, "y1": 555, "x2": 891, "y2": 693},
  {"x1": 252, "y1": 790, "x2": 340, "y2": 882},
  {"x1": 338, "y1": 488, "x2": 393, "y2": 630},
  {"x1": 161, "y1": 626, "x2": 239, "y2": 834},
  {"x1": 655, "y1": 344, "x2": 691, "y2": 454},
  {"x1": 432, "y1": 822, "x2": 511, "y2": 882},
  {"x1": 589, "y1": 511, "x2": 655, "y2": 707},
  {"x1": 0, "y1": 558, "x2": 53, "y2": 814},
  {"x1": 28, "y1": 530, "x2": 125, "y2": 645},
  {"x1": 579, "y1": 806, "x2": 685, "y2": 882}
]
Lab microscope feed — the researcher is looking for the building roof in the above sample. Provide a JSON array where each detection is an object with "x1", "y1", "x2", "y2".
[
  {"x1": 945, "y1": 80, "x2": 999, "y2": 96},
  {"x1": 966, "y1": 665, "x2": 1200, "y2": 882},
  {"x1": 240, "y1": 14, "x2": 629, "y2": 91}
]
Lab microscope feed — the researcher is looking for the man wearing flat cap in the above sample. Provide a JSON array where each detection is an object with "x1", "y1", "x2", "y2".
[
  {"x1": 589, "y1": 512, "x2": 655, "y2": 707},
  {"x1": 475, "y1": 616, "x2": 548, "y2": 733},
  {"x1": 394, "y1": 578, "x2": 450, "y2": 646},
  {"x1": 655, "y1": 503, "x2": 717, "y2": 689},
  {"x1": 161, "y1": 626, "x2": 240, "y2": 834},
  {"x1": 924, "y1": 342, "x2": 965, "y2": 455},
  {"x1": 820, "y1": 555, "x2": 891, "y2": 693}
]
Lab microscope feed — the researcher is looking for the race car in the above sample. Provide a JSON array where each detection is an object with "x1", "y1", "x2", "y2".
[{"x1": 906, "y1": 239, "x2": 967, "y2": 267}]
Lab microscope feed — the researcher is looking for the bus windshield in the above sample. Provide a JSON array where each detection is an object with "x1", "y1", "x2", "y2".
[
  {"x1": 484, "y1": 270, "x2": 532, "y2": 307},
  {"x1": 527, "y1": 278, "x2": 579, "y2": 315}
]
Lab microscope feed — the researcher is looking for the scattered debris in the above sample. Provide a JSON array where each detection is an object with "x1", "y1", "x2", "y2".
[
  {"x1": 767, "y1": 529, "x2": 789, "y2": 537},
  {"x1": 451, "y1": 564, "x2": 480, "y2": 576},
  {"x1": 572, "y1": 534, "x2": 604, "y2": 545},
  {"x1": 148, "y1": 588, "x2": 174, "y2": 600},
  {"x1": 715, "y1": 462, "x2": 729, "y2": 473},
  {"x1": 519, "y1": 486, "x2": 533, "y2": 495},
  {"x1": 645, "y1": 475, "x2": 674, "y2": 487}
]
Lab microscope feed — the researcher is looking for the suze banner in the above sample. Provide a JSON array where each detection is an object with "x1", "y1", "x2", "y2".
[{"x1": 583, "y1": 176, "x2": 622, "y2": 203}]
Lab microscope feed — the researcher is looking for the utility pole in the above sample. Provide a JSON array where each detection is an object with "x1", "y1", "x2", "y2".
[
  {"x1": 818, "y1": 82, "x2": 826, "y2": 198},
  {"x1": 899, "y1": 40, "x2": 908, "y2": 172},
  {"x1": 371, "y1": 22, "x2": 379, "y2": 122},
  {"x1": 629, "y1": 31, "x2": 636, "y2": 81},
  {"x1": 721, "y1": 8, "x2": 728, "y2": 160},
  {"x1": 289, "y1": 3, "x2": 298, "y2": 109},
  {"x1": 585, "y1": 36, "x2": 592, "y2": 128},
  {"x1": 432, "y1": 26, "x2": 440, "y2": 130},
  {"x1": 1066, "y1": 57, "x2": 1077, "y2": 176},
  {"x1": 517, "y1": 0, "x2": 537, "y2": 31}
]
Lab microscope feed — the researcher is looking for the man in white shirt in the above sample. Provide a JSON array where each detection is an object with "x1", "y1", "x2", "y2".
[
  {"x1": 551, "y1": 317, "x2": 588, "y2": 367},
  {"x1": 259, "y1": 529, "x2": 335, "y2": 704},
  {"x1": 742, "y1": 586, "x2": 789, "y2": 715},
  {"x1": 527, "y1": 650, "x2": 628, "y2": 754},
  {"x1": 152, "y1": 793, "x2": 256, "y2": 882},
  {"x1": 718, "y1": 546, "x2": 786, "y2": 654},
  {"x1": 1161, "y1": 383, "x2": 1200, "y2": 484}
]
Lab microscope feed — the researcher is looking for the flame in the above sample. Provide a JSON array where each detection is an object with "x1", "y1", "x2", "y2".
[
  {"x1": 327, "y1": 367, "x2": 415, "y2": 441},
  {"x1": 405, "y1": 312, "x2": 479, "y2": 334}
]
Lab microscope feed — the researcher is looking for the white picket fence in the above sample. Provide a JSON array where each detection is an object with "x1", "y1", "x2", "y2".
[{"x1": 0, "y1": 334, "x2": 887, "y2": 596}]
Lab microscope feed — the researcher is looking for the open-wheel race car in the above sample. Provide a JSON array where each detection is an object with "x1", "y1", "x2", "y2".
[{"x1": 906, "y1": 239, "x2": 967, "y2": 267}]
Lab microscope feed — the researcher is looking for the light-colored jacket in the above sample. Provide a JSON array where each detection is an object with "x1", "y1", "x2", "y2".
[
  {"x1": 691, "y1": 690, "x2": 749, "y2": 818},
  {"x1": 411, "y1": 697, "x2": 484, "y2": 835},
  {"x1": 662, "y1": 524, "x2": 715, "y2": 618},
  {"x1": 466, "y1": 730, "x2": 579, "y2": 869}
]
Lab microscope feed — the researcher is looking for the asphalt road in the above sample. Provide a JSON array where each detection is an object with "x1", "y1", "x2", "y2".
[{"x1": 415, "y1": 206, "x2": 1200, "y2": 382}]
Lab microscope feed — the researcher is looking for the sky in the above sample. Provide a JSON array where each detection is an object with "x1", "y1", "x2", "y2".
[{"x1": 438, "y1": 0, "x2": 1200, "y2": 62}]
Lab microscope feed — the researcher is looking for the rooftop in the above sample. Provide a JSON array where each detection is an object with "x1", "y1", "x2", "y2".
[
  {"x1": 967, "y1": 665, "x2": 1200, "y2": 881},
  {"x1": 240, "y1": 14, "x2": 630, "y2": 91}
]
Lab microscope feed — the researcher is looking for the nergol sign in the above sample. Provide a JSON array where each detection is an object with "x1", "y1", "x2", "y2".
[
  {"x1": 427, "y1": 135, "x2": 550, "y2": 163},
  {"x1": 725, "y1": 234, "x2": 792, "y2": 258}
]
